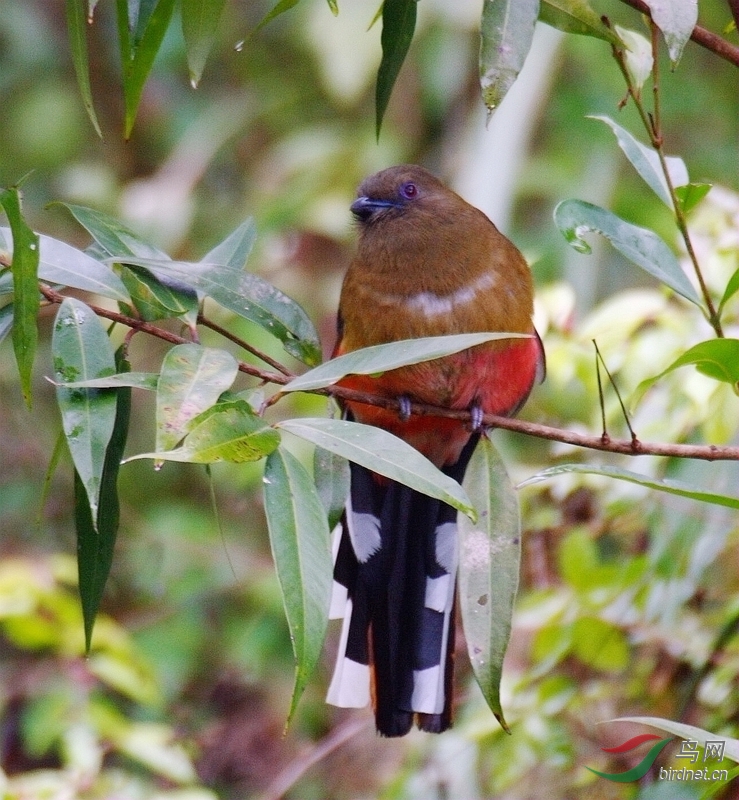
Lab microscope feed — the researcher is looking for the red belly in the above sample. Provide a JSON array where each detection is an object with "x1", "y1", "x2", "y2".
[{"x1": 338, "y1": 337, "x2": 540, "y2": 467}]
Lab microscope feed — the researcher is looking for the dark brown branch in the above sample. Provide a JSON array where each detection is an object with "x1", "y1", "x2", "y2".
[
  {"x1": 197, "y1": 313, "x2": 293, "y2": 376},
  {"x1": 323, "y1": 385, "x2": 739, "y2": 463},
  {"x1": 618, "y1": 0, "x2": 739, "y2": 68},
  {"x1": 39, "y1": 285, "x2": 287, "y2": 384},
  {"x1": 39, "y1": 286, "x2": 739, "y2": 463}
]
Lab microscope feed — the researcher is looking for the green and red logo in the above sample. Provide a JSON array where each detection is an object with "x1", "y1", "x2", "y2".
[{"x1": 587, "y1": 733, "x2": 673, "y2": 782}]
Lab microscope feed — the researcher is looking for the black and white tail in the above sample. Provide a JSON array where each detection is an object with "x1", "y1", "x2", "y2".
[{"x1": 326, "y1": 437, "x2": 477, "y2": 736}]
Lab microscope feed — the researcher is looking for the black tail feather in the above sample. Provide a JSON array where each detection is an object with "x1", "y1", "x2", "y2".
[{"x1": 328, "y1": 435, "x2": 480, "y2": 736}]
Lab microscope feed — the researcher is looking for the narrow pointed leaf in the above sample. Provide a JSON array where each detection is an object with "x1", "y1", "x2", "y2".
[
  {"x1": 181, "y1": 0, "x2": 227, "y2": 86},
  {"x1": 589, "y1": 115, "x2": 688, "y2": 209},
  {"x1": 126, "y1": 256, "x2": 321, "y2": 366},
  {"x1": 376, "y1": 0, "x2": 417, "y2": 137},
  {"x1": 519, "y1": 464, "x2": 739, "y2": 510},
  {"x1": 201, "y1": 219, "x2": 257, "y2": 270},
  {"x1": 0, "y1": 188, "x2": 40, "y2": 407},
  {"x1": 540, "y1": 0, "x2": 620, "y2": 44},
  {"x1": 633, "y1": 339, "x2": 739, "y2": 404},
  {"x1": 277, "y1": 417, "x2": 475, "y2": 518},
  {"x1": 118, "y1": 0, "x2": 177, "y2": 137},
  {"x1": 263, "y1": 447, "x2": 332, "y2": 725},
  {"x1": 459, "y1": 435, "x2": 521, "y2": 732},
  {"x1": 53, "y1": 298, "x2": 118, "y2": 523},
  {"x1": 643, "y1": 0, "x2": 698, "y2": 66},
  {"x1": 76, "y1": 348, "x2": 131, "y2": 650},
  {"x1": 66, "y1": 0, "x2": 102, "y2": 136},
  {"x1": 554, "y1": 199, "x2": 702, "y2": 307},
  {"x1": 719, "y1": 267, "x2": 739, "y2": 316},
  {"x1": 11, "y1": 231, "x2": 130, "y2": 303},
  {"x1": 120, "y1": 264, "x2": 199, "y2": 323},
  {"x1": 611, "y1": 717, "x2": 739, "y2": 762},
  {"x1": 480, "y1": 0, "x2": 539, "y2": 116},
  {"x1": 313, "y1": 445, "x2": 350, "y2": 531},
  {"x1": 254, "y1": 0, "x2": 302, "y2": 34},
  {"x1": 155, "y1": 344, "x2": 239, "y2": 454},
  {"x1": 57, "y1": 203, "x2": 169, "y2": 260},
  {"x1": 127, "y1": 400, "x2": 280, "y2": 464},
  {"x1": 283, "y1": 333, "x2": 531, "y2": 392},
  {"x1": 675, "y1": 182, "x2": 712, "y2": 214},
  {"x1": 55, "y1": 371, "x2": 159, "y2": 391}
]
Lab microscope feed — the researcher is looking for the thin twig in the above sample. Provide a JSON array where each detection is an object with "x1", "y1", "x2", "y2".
[
  {"x1": 618, "y1": 0, "x2": 739, "y2": 68},
  {"x1": 39, "y1": 285, "x2": 288, "y2": 384},
  {"x1": 198, "y1": 313, "x2": 293, "y2": 376},
  {"x1": 257, "y1": 716, "x2": 371, "y2": 800}
]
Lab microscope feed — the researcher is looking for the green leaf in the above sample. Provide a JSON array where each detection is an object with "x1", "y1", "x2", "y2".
[
  {"x1": 614, "y1": 25, "x2": 653, "y2": 92},
  {"x1": 126, "y1": 256, "x2": 322, "y2": 366},
  {"x1": 326, "y1": 0, "x2": 339, "y2": 14},
  {"x1": 181, "y1": 0, "x2": 227, "y2": 86},
  {"x1": 201, "y1": 219, "x2": 257, "y2": 270},
  {"x1": 66, "y1": 0, "x2": 102, "y2": 136},
  {"x1": 588, "y1": 115, "x2": 688, "y2": 209},
  {"x1": 283, "y1": 332, "x2": 531, "y2": 393},
  {"x1": 53, "y1": 298, "x2": 118, "y2": 523},
  {"x1": 117, "y1": 0, "x2": 177, "y2": 138},
  {"x1": 12, "y1": 230, "x2": 130, "y2": 304},
  {"x1": 57, "y1": 203, "x2": 169, "y2": 260},
  {"x1": 458, "y1": 435, "x2": 521, "y2": 732},
  {"x1": 539, "y1": 0, "x2": 620, "y2": 44},
  {"x1": 520, "y1": 464, "x2": 739, "y2": 510},
  {"x1": 643, "y1": 0, "x2": 698, "y2": 66},
  {"x1": 633, "y1": 339, "x2": 739, "y2": 403},
  {"x1": 480, "y1": 0, "x2": 539, "y2": 115},
  {"x1": 155, "y1": 344, "x2": 239, "y2": 455},
  {"x1": 0, "y1": 187, "x2": 40, "y2": 408},
  {"x1": 263, "y1": 446, "x2": 332, "y2": 725},
  {"x1": 277, "y1": 417, "x2": 475, "y2": 519},
  {"x1": 120, "y1": 263, "x2": 199, "y2": 324},
  {"x1": 254, "y1": 0, "x2": 302, "y2": 33},
  {"x1": 376, "y1": 0, "x2": 417, "y2": 137},
  {"x1": 56, "y1": 371, "x2": 159, "y2": 391},
  {"x1": 611, "y1": 717, "x2": 739, "y2": 762},
  {"x1": 719, "y1": 267, "x2": 739, "y2": 316},
  {"x1": 553, "y1": 199, "x2": 703, "y2": 308},
  {"x1": 3, "y1": 222, "x2": 129, "y2": 315},
  {"x1": 313, "y1": 444, "x2": 350, "y2": 531},
  {"x1": 674, "y1": 182, "x2": 712, "y2": 214},
  {"x1": 127, "y1": 399, "x2": 280, "y2": 464},
  {"x1": 76, "y1": 347, "x2": 131, "y2": 650}
]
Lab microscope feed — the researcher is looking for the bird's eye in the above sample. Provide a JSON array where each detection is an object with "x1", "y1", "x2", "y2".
[{"x1": 400, "y1": 182, "x2": 418, "y2": 200}]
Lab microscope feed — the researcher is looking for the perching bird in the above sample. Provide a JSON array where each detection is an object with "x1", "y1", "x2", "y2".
[{"x1": 326, "y1": 165, "x2": 544, "y2": 736}]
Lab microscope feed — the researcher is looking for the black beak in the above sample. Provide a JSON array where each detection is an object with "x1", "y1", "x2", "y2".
[{"x1": 350, "y1": 196, "x2": 399, "y2": 221}]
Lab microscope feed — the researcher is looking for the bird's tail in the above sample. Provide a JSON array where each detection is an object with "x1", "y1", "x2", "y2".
[{"x1": 326, "y1": 436, "x2": 478, "y2": 736}]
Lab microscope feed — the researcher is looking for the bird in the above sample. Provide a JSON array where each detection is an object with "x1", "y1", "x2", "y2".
[{"x1": 325, "y1": 164, "x2": 544, "y2": 736}]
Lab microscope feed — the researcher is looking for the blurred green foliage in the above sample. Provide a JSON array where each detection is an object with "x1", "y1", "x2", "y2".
[{"x1": 1, "y1": 1, "x2": 738, "y2": 798}]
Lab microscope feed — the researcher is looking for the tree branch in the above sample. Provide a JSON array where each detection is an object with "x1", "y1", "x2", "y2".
[
  {"x1": 39, "y1": 285, "x2": 739, "y2": 463},
  {"x1": 618, "y1": 0, "x2": 739, "y2": 68},
  {"x1": 323, "y1": 384, "x2": 739, "y2": 463}
]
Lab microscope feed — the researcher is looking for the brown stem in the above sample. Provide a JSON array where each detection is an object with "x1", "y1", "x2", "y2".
[
  {"x1": 198, "y1": 313, "x2": 293, "y2": 375},
  {"x1": 40, "y1": 286, "x2": 739, "y2": 463},
  {"x1": 618, "y1": 0, "x2": 739, "y2": 68}
]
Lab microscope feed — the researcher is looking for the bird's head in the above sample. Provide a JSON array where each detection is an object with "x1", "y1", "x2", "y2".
[{"x1": 350, "y1": 165, "x2": 448, "y2": 223}]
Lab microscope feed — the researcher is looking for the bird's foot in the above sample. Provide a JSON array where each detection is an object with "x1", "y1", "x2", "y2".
[
  {"x1": 468, "y1": 403, "x2": 485, "y2": 432},
  {"x1": 397, "y1": 395, "x2": 412, "y2": 422}
]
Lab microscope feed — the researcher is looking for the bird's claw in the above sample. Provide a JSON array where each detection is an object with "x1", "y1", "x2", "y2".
[
  {"x1": 398, "y1": 395, "x2": 412, "y2": 422},
  {"x1": 468, "y1": 404, "x2": 484, "y2": 432}
]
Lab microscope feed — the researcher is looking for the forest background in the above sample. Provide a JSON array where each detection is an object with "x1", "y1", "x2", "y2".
[{"x1": 1, "y1": 1, "x2": 738, "y2": 798}]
